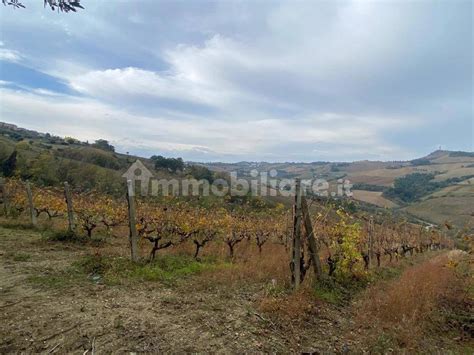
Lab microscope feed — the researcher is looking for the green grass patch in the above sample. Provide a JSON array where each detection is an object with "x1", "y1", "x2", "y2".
[
  {"x1": 26, "y1": 262, "x2": 87, "y2": 289},
  {"x1": 0, "y1": 220, "x2": 44, "y2": 231},
  {"x1": 27, "y1": 272, "x2": 81, "y2": 288},
  {"x1": 12, "y1": 252, "x2": 32, "y2": 261},
  {"x1": 25, "y1": 253, "x2": 226, "y2": 289},
  {"x1": 42, "y1": 229, "x2": 108, "y2": 247},
  {"x1": 313, "y1": 282, "x2": 345, "y2": 305},
  {"x1": 76, "y1": 254, "x2": 224, "y2": 286},
  {"x1": 43, "y1": 229, "x2": 86, "y2": 243},
  {"x1": 312, "y1": 277, "x2": 368, "y2": 305},
  {"x1": 4, "y1": 251, "x2": 32, "y2": 262}
]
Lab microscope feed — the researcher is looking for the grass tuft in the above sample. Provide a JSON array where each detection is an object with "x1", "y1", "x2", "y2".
[
  {"x1": 43, "y1": 229, "x2": 86, "y2": 243},
  {"x1": 12, "y1": 252, "x2": 32, "y2": 262},
  {"x1": 0, "y1": 220, "x2": 44, "y2": 231},
  {"x1": 313, "y1": 280, "x2": 346, "y2": 305},
  {"x1": 76, "y1": 254, "x2": 223, "y2": 286},
  {"x1": 25, "y1": 253, "x2": 226, "y2": 289},
  {"x1": 5, "y1": 252, "x2": 32, "y2": 262}
]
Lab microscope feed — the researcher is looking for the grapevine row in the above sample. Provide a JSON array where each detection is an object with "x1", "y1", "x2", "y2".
[{"x1": 0, "y1": 178, "x2": 453, "y2": 279}]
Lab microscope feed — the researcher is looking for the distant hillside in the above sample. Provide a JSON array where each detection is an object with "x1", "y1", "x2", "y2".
[
  {"x1": 1, "y1": 122, "x2": 472, "y2": 229},
  {"x1": 201, "y1": 150, "x2": 474, "y2": 229},
  {"x1": 0, "y1": 122, "x2": 214, "y2": 196}
]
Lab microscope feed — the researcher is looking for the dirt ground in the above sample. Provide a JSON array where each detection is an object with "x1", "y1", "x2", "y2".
[
  {"x1": 0, "y1": 226, "x2": 352, "y2": 353},
  {"x1": 0, "y1": 226, "x2": 471, "y2": 353}
]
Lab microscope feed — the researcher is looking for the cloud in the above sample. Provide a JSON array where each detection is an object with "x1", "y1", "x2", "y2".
[
  {"x1": 63, "y1": 1, "x2": 471, "y2": 119},
  {"x1": 0, "y1": 48, "x2": 22, "y2": 63},
  {"x1": 0, "y1": 86, "x2": 415, "y2": 161},
  {"x1": 0, "y1": 0, "x2": 472, "y2": 160}
]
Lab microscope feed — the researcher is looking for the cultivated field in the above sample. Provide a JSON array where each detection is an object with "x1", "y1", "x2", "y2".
[
  {"x1": 404, "y1": 196, "x2": 474, "y2": 228},
  {"x1": 205, "y1": 151, "x2": 474, "y2": 229},
  {"x1": 352, "y1": 190, "x2": 398, "y2": 208}
]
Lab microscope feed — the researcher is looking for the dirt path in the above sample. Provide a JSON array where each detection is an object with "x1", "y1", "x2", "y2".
[{"x1": 0, "y1": 227, "x2": 471, "y2": 353}]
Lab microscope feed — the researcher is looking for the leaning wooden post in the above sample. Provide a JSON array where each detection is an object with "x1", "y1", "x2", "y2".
[
  {"x1": 368, "y1": 216, "x2": 374, "y2": 268},
  {"x1": 301, "y1": 195, "x2": 323, "y2": 280},
  {"x1": 127, "y1": 180, "x2": 138, "y2": 262},
  {"x1": 25, "y1": 181, "x2": 37, "y2": 226},
  {"x1": 291, "y1": 179, "x2": 303, "y2": 290},
  {"x1": 64, "y1": 182, "x2": 75, "y2": 232}
]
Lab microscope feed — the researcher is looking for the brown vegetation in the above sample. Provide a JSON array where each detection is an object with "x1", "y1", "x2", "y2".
[{"x1": 354, "y1": 251, "x2": 473, "y2": 351}]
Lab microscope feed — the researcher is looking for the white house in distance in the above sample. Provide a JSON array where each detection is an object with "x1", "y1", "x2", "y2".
[{"x1": 122, "y1": 159, "x2": 154, "y2": 196}]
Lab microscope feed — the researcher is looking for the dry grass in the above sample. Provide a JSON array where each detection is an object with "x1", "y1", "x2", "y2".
[
  {"x1": 259, "y1": 287, "x2": 319, "y2": 319},
  {"x1": 404, "y1": 196, "x2": 474, "y2": 228},
  {"x1": 354, "y1": 252, "x2": 473, "y2": 350},
  {"x1": 352, "y1": 190, "x2": 398, "y2": 208},
  {"x1": 193, "y1": 241, "x2": 291, "y2": 289}
]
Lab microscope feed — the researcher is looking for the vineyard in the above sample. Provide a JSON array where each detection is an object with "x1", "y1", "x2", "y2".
[
  {"x1": 0, "y1": 178, "x2": 455, "y2": 282},
  {"x1": 0, "y1": 177, "x2": 471, "y2": 353},
  {"x1": 1, "y1": 0, "x2": 472, "y2": 351}
]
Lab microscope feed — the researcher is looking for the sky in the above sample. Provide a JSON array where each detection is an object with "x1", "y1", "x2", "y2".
[{"x1": 0, "y1": 0, "x2": 472, "y2": 162}]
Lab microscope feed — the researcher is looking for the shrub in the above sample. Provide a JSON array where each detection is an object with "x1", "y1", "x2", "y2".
[{"x1": 45, "y1": 229, "x2": 85, "y2": 243}]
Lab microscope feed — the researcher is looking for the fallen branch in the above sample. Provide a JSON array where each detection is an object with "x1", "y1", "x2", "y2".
[
  {"x1": 0, "y1": 300, "x2": 22, "y2": 308},
  {"x1": 91, "y1": 337, "x2": 96, "y2": 355},
  {"x1": 48, "y1": 343, "x2": 60, "y2": 353}
]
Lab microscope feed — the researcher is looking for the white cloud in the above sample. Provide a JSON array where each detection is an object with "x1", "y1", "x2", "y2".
[
  {"x1": 68, "y1": 66, "x2": 230, "y2": 107},
  {"x1": 0, "y1": 86, "x2": 412, "y2": 161},
  {"x1": 0, "y1": 1, "x2": 471, "y2": 160},
  {"x1": 66, "y1": 35, "x2": 271, "y2": 113},
  {"x1": 0, "y1": 48, "x2": 22, "y2": 63}
]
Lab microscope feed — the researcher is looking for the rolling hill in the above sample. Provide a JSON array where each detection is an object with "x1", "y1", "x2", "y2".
[
  {"x1": 1, "y1": 122, "x2": 473, "y2": 230},
  {"x1": 202, "y1": 151, "x2": 474, "y2": 229},
  {"x1": 0, "y1": 122, "x2": 212, "y2": 196}
]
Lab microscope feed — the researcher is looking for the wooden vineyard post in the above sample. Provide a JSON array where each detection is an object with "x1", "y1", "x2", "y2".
[
  {"x1": 25, "y1": 181, "x2": 37, "y2": 226},
  {"x1": 301, "y1": 195, "x2": 323, "y2": 280},
  {"x1": 368, "y1": 216, "x2": 374, "y2": 268},
  {"x1": 0, "y1": 179, "x2": 8, "y2": 217},
  {"x1": 64, "y1": 182, "x2": 75, "y2": 232},
  {"x1": 127, "y1": 180, "x2": 139, "y2": 262},
  {"x1": 291, "y1": 179, "x2": 303, "y2": 290}
]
